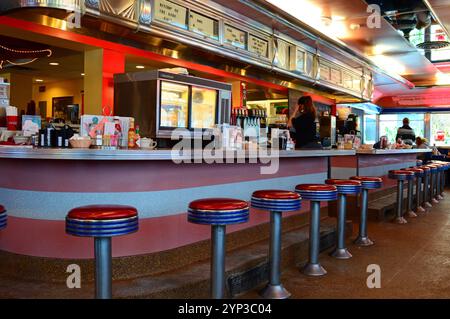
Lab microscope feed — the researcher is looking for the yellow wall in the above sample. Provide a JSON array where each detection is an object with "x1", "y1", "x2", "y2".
[
  {"x1": 32, "y1": 78, "x2": 84, "y2": 117},
  {"x1": 3, "y1": 73, "x2": 33, "y2": 113}
]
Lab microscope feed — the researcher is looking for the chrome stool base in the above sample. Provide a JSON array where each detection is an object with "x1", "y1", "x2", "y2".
[
  {"x1": 354, "y1": 236, "x2": 374, "y2": 247},
  {"x1": 260, "y1": 284, "x2": 291, "y2": 299},
  {"x1": 330, "y1": 247, "x2": 352, "y2": 259},
  {"x1": 437, "y1": 194, "x2": 444, "y2": 200},
  {"x1": 432, "y1": 198, "x2": 439, "y2": 204},
  {"x1": 405, "y1": 210, "x2": 418, "y2": 218},
  {"x1": 425, "y1": 201, "x2": 433, "y2": 208},
  {"x1": 394, "y1": 216, "x2": 408, "y2": 224},
  {"x1": 301, "y1": 263, "x2": 327, "y2": 276},
  {"x1": 416, "y1": 206, "x2": 426, "y2": 214}
]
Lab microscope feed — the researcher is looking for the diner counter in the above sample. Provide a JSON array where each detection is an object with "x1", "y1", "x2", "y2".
[
  {"x1": 0, "y1": 146, "x2": 352, "y2": 260},
  {"x1": 0, "y1": 147, "x2": 356, "y2": 160}
]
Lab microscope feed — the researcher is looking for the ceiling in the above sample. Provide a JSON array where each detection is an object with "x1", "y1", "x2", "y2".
[{"x1": 214, "y1": 0, "x2": 450, "y2": 106}]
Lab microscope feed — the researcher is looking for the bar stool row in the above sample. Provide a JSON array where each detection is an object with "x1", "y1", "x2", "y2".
[
  {"x1": 2, "y1": 161, "x2": 446, "y2": 299},
  {"x1": 60, "y1": 174, "x2": 383, "y2": 299},
  {"x1": 389, "y1": 161, "x2": 450, "y2": 225}
]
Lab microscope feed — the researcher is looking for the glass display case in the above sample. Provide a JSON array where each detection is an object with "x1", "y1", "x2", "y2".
[{"x1": 114, "y1": 70, "x2": 231, "y2": 139}]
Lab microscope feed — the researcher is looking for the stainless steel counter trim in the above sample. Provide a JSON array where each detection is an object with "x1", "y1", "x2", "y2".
[
  {"x1": 0, "y1": 148, "x2": 356, "y2": 160},
  {"x1": 356, "y1": 149, "x2": 432, "y2": 155}
]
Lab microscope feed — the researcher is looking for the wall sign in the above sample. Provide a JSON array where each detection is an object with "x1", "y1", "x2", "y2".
[
  {"x1": 189, "y1": 11, "x2": 219, "y2": 40},
  {"x1": 248, "y1": 34, "x2": 268, "y2": 57},
  {"x1": 275, "y1": 39, "x2": 290, "y2": 69},
  {"x1": 154, "y1": 0, "x2": 188, "y2": 29},
  {"x1": 330, "y1": 68, "x2": 342, "y2": 84},
  {"x1": 224, "y1": 24, "x2": 247, "y2": 49}
]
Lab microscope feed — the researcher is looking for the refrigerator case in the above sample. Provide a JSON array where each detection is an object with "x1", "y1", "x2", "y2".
[{"x1": 114, "y1": 70, "x2": 232, "y2": 139}]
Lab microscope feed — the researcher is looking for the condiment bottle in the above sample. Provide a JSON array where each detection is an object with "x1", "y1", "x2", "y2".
[{"x1": 128, "y1": 119, "x2": 136, "y2": 148}]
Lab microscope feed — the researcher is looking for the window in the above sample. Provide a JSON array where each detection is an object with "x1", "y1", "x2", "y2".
[
  {"x1": 363, "y1": 114, "x2": 377, "y2": 144},
  {"x1": 379, "y1": 113, "x2": 425, "y2": 143},
  {"x1": 430, "y1": 113, "x2": 450, "y2": 146}
]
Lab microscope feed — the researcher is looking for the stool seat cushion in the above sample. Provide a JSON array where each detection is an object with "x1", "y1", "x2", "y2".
[
  {"x1": 325, "y1": 179, "x2": 362, "y2": 194},
  {"x1": 0, "y1": 206, "x2": 7, "y2": 230},
  {"x1": 251, "y1": 190, "x2": 301, "y2": 212},
  {"x1": 403, "y1": 168, "x2": 424, "y2": 177},
  {"x1": 66, "y1": 205, "x2": 138, "y2": 238},
  {"x1": 388, "y1": 170, "x2": 415, "y2": 180},
  {"x1": 425, "y1": 165, "x2": 439, "y2": 172},
  {"x1": 188, "y1": 198, "x2": 249, "y2": 225},
  {"x1": 419, "y1": 166, "x2": 431, "y2": 173},
  {"x1": 295, "y1": 184, "x2": 338, "y2": 201},
  {"x1": 350, "y1": 176, "x2": 383, "y2": 189},
  {"x1": 67, "y1": 205, "x2": 138, "y2": 220}
]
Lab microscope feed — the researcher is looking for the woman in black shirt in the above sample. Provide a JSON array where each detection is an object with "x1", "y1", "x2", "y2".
[{"x1": 288, "y1": 96, "x2": 321, "y2": 149}]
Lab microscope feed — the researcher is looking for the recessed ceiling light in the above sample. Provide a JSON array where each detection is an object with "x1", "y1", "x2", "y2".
[
  {"x1": 49, "y1": 62, "x2": 59, "y2": 66},
  {"x1": 35, "y1": 79, "x2": 44, "y2": 82},
  {"x1": 136, "y1": 65, "x2": 145, "y2": 69}
]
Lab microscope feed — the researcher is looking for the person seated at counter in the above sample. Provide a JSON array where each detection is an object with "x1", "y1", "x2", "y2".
[
  {"x1": 396, "y1": 118, "x2": 416, "y2": 145},
  {"x1": 414, "y1": 136, "x2": 429, "y2": 149},
  {"x1": 288, "y1": 96, "x2": 322, "y2": 149}
]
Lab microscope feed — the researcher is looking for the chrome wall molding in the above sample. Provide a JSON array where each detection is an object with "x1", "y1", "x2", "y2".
[
  {"x1": 0, "y1": 0, "x2": 83, "y2": 12},
  {"x1": 0, "y1": 0, "x2": 374, "y2": 100}
]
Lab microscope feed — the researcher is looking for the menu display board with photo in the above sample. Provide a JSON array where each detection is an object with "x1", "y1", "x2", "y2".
[
  {"x1": 295, "y1": 49, "x2": 305, "y2": 72},
  {"x1": 189, "y1": 11, "x2": 219, "y2": 40},
  {"x1": 275, "y1": 39, "x2": 290, "y2": 69},
  {"x1": 154, "y1": 0, "x2": 188, "y2": 29},
  {"x1": 330, "y1": 68, "x2": 342, "y2": 84},
  {"x1": 320, "y1": 64, "x2": 331, "y2": 81},
  {"x1": 224, "y1": 24, "x2": 247, "y2": 49},
  {"x1": 248, "y1": 35, "x2": 268, "y2": 57}
]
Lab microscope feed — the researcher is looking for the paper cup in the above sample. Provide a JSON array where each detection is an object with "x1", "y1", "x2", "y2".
[{"x1": 6, "y1": 116, "x2": 18, "y2": 131}]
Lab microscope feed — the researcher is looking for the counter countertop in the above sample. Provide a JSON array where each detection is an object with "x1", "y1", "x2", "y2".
[
  {"x1": 0, "y1": 147, "x2": 356, "y2": 160},
  {"x1": 356, "y1": 149, "x2": 432, "y2": 155}
]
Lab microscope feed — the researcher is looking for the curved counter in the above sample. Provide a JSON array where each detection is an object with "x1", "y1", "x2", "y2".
[{"x1": 0, "y1": 147, "x2": 354, "y2": 260}]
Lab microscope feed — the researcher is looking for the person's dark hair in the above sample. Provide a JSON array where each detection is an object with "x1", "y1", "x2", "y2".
[{"x1": 298, "y1": 96, "x2": 316, "y2": 118}]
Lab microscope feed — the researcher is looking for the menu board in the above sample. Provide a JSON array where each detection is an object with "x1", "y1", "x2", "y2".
[
  {"x1": 189, "y1": 11, "x2": 219, "y2": 40},
  {"x1": 343, "y1": 72, "x2": 353, "y2": 89},
  {"x1": 154, "y1": 0, "x2": 188, "y2": 29},
  {"x1": 224, "y1": 24, "x2": 247, "y2": 49},
  {"x1": 275, "y1": 39, "x2": 290, "y2": 69},
  {"x1": 320, "y1": 64, "x2": 331, "y2": 81},
  {"x1": 330, "y1": 68, "x2": 342, "y2": 84},
  {"x1": 305, "y1": 52, "x2": 314, "y2": 77},
  {"x1": 295, "y1": 49, "x2": 305, "y2": 72},
  {"x1": 248, "y1": 35, "x2": 268, "y2": 57}
]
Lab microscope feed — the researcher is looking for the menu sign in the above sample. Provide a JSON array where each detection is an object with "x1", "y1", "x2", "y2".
[
  {"x1": 330, "y1": 68, "x2": 342, "y2": 84},
  {"x1": 248, "y1": 35, "x2": 268, "y2": 57},
  {"x1": 224, "y1": 24, "x2": 247, "y2": 49},
  {"x1": 154, "y1": 0, "x2": 188, "y2": 29},
  {"x1": 189, "y1": 11, "x2": 219, "y2": 40},
  {"x1": 275, "y1": 39, "x2": 289, "y2": 69},
  {"x1": 320, "y1": 64, "x2": 331, "y2": 81}
]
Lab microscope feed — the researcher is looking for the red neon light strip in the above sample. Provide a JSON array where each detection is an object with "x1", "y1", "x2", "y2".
[{"x1": 0, "y1": 16, "x2": 288, "y2": 93}]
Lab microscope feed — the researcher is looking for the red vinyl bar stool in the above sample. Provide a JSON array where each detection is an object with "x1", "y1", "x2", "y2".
[
  {"x1": 0, "y1": 205, "x2": 7, "y2": 230},
  {"x1": 426, "y1": 164, "x2": 440, "y2": 204},
  {"x1": 251, "y1": 190, "x2": 301, "y2": 299},
  {"x1": 441, "y1": 163, "x2": 450, "y2": 197},
  {"x1": 349, "y1": 176, "x2": 382, "y2": 246},
  {"x1": 388, "y1": 170, "x2": 415, "y2": 224},
  {"x1": 66, "y1": 205, "x2": 139, "y2": 299},
  {"x1": 404, "y1": 167, "x2": 426, "y2": 214},
  {"x1": 401, "y1": 168, "x2": 419, "y2": 218},
  {"x1": 325, "y1": 179, "x2": 362, "y2": 259},
  {"x1": 295, "y1": 184, "x2": 337, "y2": 276},
  {"x1": 419, "y1": 165, "x2": 432, "y2": 209},
  {"x1": 187, "y1": 198, "x2": 249, "y2": 299}
]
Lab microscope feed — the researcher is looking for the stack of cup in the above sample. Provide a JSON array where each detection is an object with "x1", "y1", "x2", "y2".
[{"x1": 6, "y1": 106, "x2": 18, "y2": 131}]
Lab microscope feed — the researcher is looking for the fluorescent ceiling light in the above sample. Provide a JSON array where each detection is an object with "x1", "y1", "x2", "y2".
[
  {"x1": 265, "y1": 0, "x2": 349, "y2": 42},
  {"x1": 35, "y1": 79, "x2": 44, "y2": 82},
  {"x1": 49, "y1": 62, "x2": 59, "y2": 66},
  {"x1": 136, "y1": 65, "x2": 145, "y2": 69}
]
